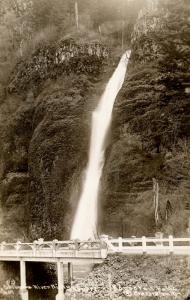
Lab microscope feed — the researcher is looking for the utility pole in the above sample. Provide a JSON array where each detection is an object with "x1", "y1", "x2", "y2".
[
  {"x1": 99, "y1": 25, "x2": 102, "y2": 41},
  {"x1": 75, "y1": 2, "x2": 79, "y2": 31},
  {"x1": 153, "y1": 178, "x2": 159, "y2": 227},
  {"x1": 121, "y1": 0, "x2": 127, "y2": 51},
  {"x1": 121, "y1": 20, "x2": 125, "y2": 52}
]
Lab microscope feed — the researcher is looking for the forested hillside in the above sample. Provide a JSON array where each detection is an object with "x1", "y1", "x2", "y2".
[{"x1": 101, "y1": 0, "x2": 190, "y2": 237}]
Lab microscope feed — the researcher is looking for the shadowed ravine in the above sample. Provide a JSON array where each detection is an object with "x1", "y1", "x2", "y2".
[{"x1": 71, "y1": 51, "x2": 131, "y2": 240}]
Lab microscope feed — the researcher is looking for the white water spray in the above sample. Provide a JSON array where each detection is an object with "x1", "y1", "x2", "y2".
[{"x1": 71, "y1": 51, "x2": 131, "y2": 240}]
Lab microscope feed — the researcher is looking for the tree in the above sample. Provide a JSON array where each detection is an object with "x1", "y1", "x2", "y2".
[{"x1": 120, "y1": 0, "x2": 190, "y2": 151}]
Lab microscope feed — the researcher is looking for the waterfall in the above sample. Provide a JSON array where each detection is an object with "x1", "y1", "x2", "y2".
[{"x1": 71, "y1": 51, "x2": 131, "y2": 240}]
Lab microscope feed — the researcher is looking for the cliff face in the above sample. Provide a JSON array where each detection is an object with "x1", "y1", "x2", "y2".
[
  {"x1": 101, "y1": 0, "x2": 190, "y2": 237},
  {"x1": 0, "y1": 39, "x2": 111, "y2": 241},
  {"x1": 28, "y1": 74, "x2": 91, "y2": 240}
]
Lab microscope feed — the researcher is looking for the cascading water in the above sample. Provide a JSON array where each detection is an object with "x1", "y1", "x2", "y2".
[{"x1": 71, "y1": 51, "x2": 131, "y2": 240}]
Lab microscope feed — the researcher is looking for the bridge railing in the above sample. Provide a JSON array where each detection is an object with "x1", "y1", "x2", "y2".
[
  {"x1": 0, "y1": 240, "x2": 108, "y2": 259},
  {"x1": 101, "y1": 235, "x2": 190, "y2": 255},
  {"x1": 0, "y1": 236, "x2": 189, "y2": 258}
]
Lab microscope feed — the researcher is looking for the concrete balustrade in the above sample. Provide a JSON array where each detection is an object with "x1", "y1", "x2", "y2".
[{"x1": 103, "y1": 236, "x2": 190, "y2": 256}]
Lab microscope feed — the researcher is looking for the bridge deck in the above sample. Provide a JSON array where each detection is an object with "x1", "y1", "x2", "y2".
[{"x1": 0, "y1": 250, "x2": 105, "y2": 263}]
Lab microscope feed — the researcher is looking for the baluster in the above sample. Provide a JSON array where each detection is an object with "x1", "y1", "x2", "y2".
[
  {"x1": 52, "y1": 240, "x2": 58, "y2": 257},
  {"x1": 0, "y1": 241, "x2": 6, "y2": 252},
  {"x1": 169, "y1": 235, "x2": 174, "y2": 255},
  {"x1": 142, "y1": 236, "x2": 147, "y2": 254},
  {"x1": 74, "y1": 240, "x2": 79, "y2": 257},
  {"x1": 118, "y1": 237, "x2": 123, "y2": 252},
  {"x1": 16, "y1": 241, "x2": 21, "y2": 257},
  {"x1": 33, "y1": 241, "x2": 37, "y2": 256}
]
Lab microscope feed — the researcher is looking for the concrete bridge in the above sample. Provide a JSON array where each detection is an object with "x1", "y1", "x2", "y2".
[
  {"x1": 0, "y1": 236, "x2": 189, "y2": 300},
  {"x1": 0, "y1": 239, "x2": 107, "y2": 300}
]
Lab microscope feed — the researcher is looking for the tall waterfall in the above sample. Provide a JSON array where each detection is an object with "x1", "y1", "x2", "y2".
[{"x1": 71, "y1": 51, "x2": 131, "y2": 240}]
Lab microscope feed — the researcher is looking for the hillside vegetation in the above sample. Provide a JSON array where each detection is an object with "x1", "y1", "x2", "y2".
[{"x1": 100, "y1": 0, "x2": 190, "y2": 237}]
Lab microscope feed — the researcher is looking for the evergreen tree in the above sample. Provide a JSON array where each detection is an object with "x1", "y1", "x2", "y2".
[{"x1": 115, "y1": 0, "x2": 190, "y2": 151}]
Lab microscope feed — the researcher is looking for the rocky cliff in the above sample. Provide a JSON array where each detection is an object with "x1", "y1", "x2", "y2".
[
  {"x1": 100, "y1": 0, "x2": 190, "y2": 237},
  {"x1": 0, "y1": 39, "x2": 112, "y2": 241}
]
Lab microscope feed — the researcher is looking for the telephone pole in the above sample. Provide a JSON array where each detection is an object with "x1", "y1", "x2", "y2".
[
  {"x1": 121, "y1": 20, "x2": 125, "y2": 51},
  {"x1": 121, "y1": 0, "x2": 127, "y2": 51},
  {"x1": 153, "y1": 178, "x2": 159, "y2": 226},
  {"x1": 75, "y1": 2, "x2": 79, "y2": 31}
]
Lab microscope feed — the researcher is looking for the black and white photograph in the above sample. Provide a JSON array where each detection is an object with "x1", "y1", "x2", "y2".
[{"x1": 0, "y1": 0, "x2": 189, "y2": 299}]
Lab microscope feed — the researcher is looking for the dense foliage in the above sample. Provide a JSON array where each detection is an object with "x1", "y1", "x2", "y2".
[
  {"x1": 113, "y1": 0, "x2": 190, "y2": 152},
  {"x1": 101, "y1": 0, "x2": 190, "y2": 237},
  {"x1": 0, "y1": 0, "x2": 144, "y2": 90}
]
